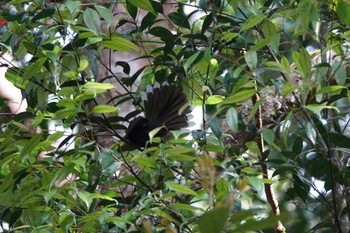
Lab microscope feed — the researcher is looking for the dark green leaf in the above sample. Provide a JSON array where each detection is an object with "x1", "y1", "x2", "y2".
[
  {"x1": 199, "y1": 207, "x2": 230, "y2": 233},
  {"x1": 168, "y1": 12, "x2": 191, "y2": 29}
]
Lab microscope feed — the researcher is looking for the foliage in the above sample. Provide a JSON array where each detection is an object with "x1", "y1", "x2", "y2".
[{"x1": 0, "y1": 0, "x2": 350, "y2": 232}]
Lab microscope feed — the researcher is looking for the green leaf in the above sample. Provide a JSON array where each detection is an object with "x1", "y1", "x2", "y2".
[
  {"x1": 101, "y1": 37, "x2": 139, "y2": 52},
  {"x1": 78, "y1": 191, "x2": 93, "y2": 210},
  {"x1": 199, "y1": 207, "x2": 230, "y2": 233},
  {"x1": 95, "y1": 5, "x2": 113, "y2": 28},
  {"x1": 168, "y1": 203, "x2": 205, "y2": 212},
  {"x1": 223, "y1": 89, "x2": 256, "y2": 104},
  {"x1": 20, "y1": 135, "x2": 42, "y2": 157},
  {"x1": 91, "y1": 105, "x2": 118, "y2": 113},
  {"x1": 183, "y1": 51, "x2": 201, "y2": 72},
  {"x1": 240, "y1": 15, "x2": 264, "y2": 31},
  {"x1": 244, "y1": 50, "x2": 257, "y2": 70},
  {"x1": 337, "y1": 2, "x2": 350, "y2": 26},
  {"x1": 304, "y1": 104, "x2": 339, "y2": 115},
  {"x1": 233, "y1": 214, "x2": 289, "y2": 232},
  {"x1": 23, "y1": 57, "x2": 47, "y2": 80},
  {"x1": 168, "y1": 12, "x2": 191, "y2": 29},
  {"x1": 206, "y1": 95, "x2": 225, "y2": 105},
  {"x1": 165, "y1": 182, "x2": 199, "y2": 196},
  {"x1": 66, "y1": 1, "x2": 81, "y2": 14},
  {"x1": 98, "y1": 149, "x2": 122, "y2": 176},
  {"x1": 316, "y1": 85, "x2": 346, "y2": 94},
  {"x1": 59, "y1": 213, "x2": 74, "y2": 233},
  {"x1": 292, "y1": 48, "x2": 311, "y2": 80},
  {"x1": 83, "y1": 8, "x2": 101, "y2": 35},
  {"x1": 209, "y1": 116, "x2": 222, "y2": 140},
  {"x1": 128, "y1": 0, "x2": 156, "y2": 15},
  {"x1": 226, "y1": 107, "x2": 238, "y2": 131},
  {"x1": 83, "y1": 82, "x2": 116, "y2": 90}
]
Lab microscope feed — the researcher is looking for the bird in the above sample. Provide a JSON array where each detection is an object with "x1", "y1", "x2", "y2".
[{"x1": 125, "y1": 82, "x2": 192, "y2": 148}]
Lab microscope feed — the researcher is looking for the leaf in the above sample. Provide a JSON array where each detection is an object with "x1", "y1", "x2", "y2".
[
  {"x1": 98, "y1": 149, "x2": 122, "y2": 176},
  {"x1": 91, "y1": 105, "x2": 118, "y2": 113},
  {"x1": 101, "y1": 37, "x2": 139, "y2": 52},
  {"x1": 95, "y1": 5, "x2": 113, "y2": 28},
  {"x1": 337, "y1": 2, "x2": 350, "y2": 26},
  {"x1": 244, "y1": 50, "x2": 257, "y2": 70},
  {"x1": 78, "y1": 191, "x2": 93, "y2": 210},
  {"x1": 304, "y1": 104, "x2": 339, "y2": 115},
  {"x1": 226, "y1": 107, "x2": 238, "y2": 131},
  {"x1": 83, "y1": 82, "x2": 116, "y2": 90},
  {"x1": 223, "y1": 89, "x2": 256, "y2": 104},
  {"x1": 209, "y1": 116, "x2": 222, "y2": 140},
  {"x1": 240, "y1": 15, "x2": 264, "y2": 31},
  {"x1": 183, "y1": 50, "x2": 201, "y2": 72},
  {"x1": 83, "y1": 8, "x2": 101, "y2": 35},
  {"x1": 199, "y1": 207, "x2": 230, "y2": 233},
  {"x1": 165, "y1": 182, "x2": 199, "y2": 196},
  {"x1": 23, "y1": 57, "x2": 47, "y2": 80},
  {"x1": 128, "y1": 0, "x2": 156, "y2": 15},
  {"x1": 66, "y1": 1, "x2": 81, "y2": 14},
  {"x1": 31, "y1": 9, "x2": 55, "y2": 22},
  {"x1": 292, "y1": 48, "x2": 311, "y2": 80},
  {"x1": 206, "y1": 95, "x2": 225, "y2": 105},
  {"x1": 316, "y1": 85, "x2": 346, "y2": 94},
  {"x1": 168, "y1": 203, "x2": 205, "y2": 212},
  {"x1": 233, "y1": 214, "x2": 290, "y2": 232},
  {"x1": 20, "y1": 135, "x2": 42, "y2": 157},
  {"x1": 168, "y1": 12, "x2": 191, "y2": 29},
  {"x1": 59, "y1": 213, "x2": 74, "y2": 233}
]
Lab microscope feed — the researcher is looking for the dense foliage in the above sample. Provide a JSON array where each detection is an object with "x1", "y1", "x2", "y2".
[{"x1": 1, "y1": 0, "x2": 350, "y2": 232}]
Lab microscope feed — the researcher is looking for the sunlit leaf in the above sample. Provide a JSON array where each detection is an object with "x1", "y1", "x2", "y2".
[{"x1": 91, "y1": 105, "x2": 118, "y2": 113}]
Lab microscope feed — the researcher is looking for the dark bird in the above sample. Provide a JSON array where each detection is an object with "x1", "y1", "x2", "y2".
[{"x1": 125, "y1": 82, "x2": 192, "y2": 148}]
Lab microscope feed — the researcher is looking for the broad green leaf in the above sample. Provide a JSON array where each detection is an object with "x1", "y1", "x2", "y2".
[
  {"x1": 78, "y1": 58, "x2": 89, "y2": 72},
  {"x1": 244, "y1": 50, "x2": 257, "y2": 70},
  {"x1": 128, "y1": 0, "x2": 156, "y2": 15},
  {"x1": 66, "y1": 1, "x2": 81, "y2": 14},
  {"x1": 223, "y1": 89, "x2": 256, "y2": 104},
  {"x1": 59, "y1": 214, "x2": 74, "y2": 233},
  {"x1": 206, "y1": 95, "x2": 225, "y2": 105},
  {"x1": 83, "y1": 8, "x2": 101, "y2": 35},
  {"x1": 78, "y1": 191, "x2": 93, "y2": 210},
  {"x1": 95, "y1": 5, "x2": 113, "y2": 28},
  {"x1": 101, "y1": 37, "x2": 139, "y2": 52},
  {"x1": 209, "y1": 116, "x2": 222, "y2": 140},
  {"x1": 199, "y1": 207, "x2": 230, "y2": 233},
  {"x1": 168, "y1": 12, "x2": 191, "y2": 29},
  {"x1": 226, "y1": 107, "x2": 238, "y2": 131},
  {"x1": 91, "y1": 105, "x2": 118, "y2": 113},
  {"x1": 240, "y1": 15, "x2": 264, "y2": 31},
  {"x1": 165, "y1": 182, "x2": 199, "y2": 196},
  {"x1": 337, "y1": 2, "x2": 350, "y2": 26}
]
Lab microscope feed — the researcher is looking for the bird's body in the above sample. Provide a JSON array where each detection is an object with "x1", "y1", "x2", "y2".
[{"x1": 125, "y1": 83, "x2": 191, "y2": 148}]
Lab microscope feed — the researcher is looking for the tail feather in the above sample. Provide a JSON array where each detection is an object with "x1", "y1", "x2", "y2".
[{"x1": 143, "y1": 83, "x2": 191, "y2": 129}]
